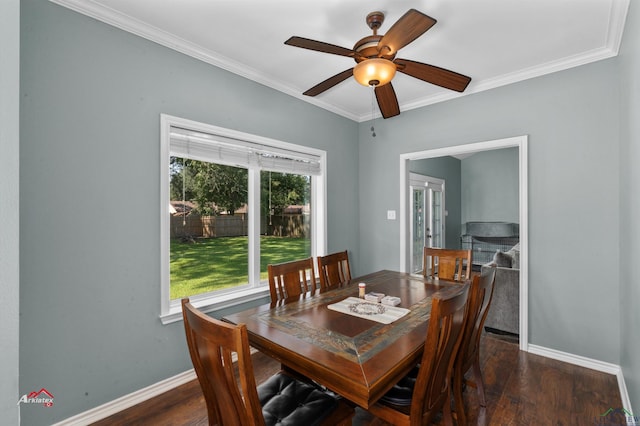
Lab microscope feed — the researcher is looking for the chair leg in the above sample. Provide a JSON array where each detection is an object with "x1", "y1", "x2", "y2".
[
  {"x1": 452, "y1": 371, "x2": 467, "y2": 426},
  {"x1": 320, "y1": 399, "x2": 354, "y2": 426},
  {"x1": 472, "y1": 356, "x2": 487, "y2": 407},
  {"x1": 443, "y1": 390, "x2": 455, "y2": 426},
  {"x1": 476, "y1": 406, "x2": 489, "y2": 426}
]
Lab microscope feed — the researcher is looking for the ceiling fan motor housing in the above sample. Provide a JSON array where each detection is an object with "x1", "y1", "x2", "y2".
[
  {"x1": 355, "y1": 12, "x2": 395, "y2": 63},
  {"x1": 353, "y1": 35, "x2": 396, "y2": 62}
]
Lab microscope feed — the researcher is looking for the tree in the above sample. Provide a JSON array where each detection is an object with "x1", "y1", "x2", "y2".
[
  {"x1": 170, "y1": 157, "x2": 248, "y2": 215},
  {"x1": 169, "y1": 157, "x2": 196, "y2": 202},
  {"x1": 170, "y1": 157, "x2": 309, "y2": 217},
  {"x1": 261, "y1": 171, "x2": 309, "y2": 216}
]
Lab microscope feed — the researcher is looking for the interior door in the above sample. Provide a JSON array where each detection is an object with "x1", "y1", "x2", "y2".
[{"x1": 410, "y1": 173, "x2": 445, "y2": 274}]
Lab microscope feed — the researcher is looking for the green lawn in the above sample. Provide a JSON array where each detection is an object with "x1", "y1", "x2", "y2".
[{"x1": 170, "y1": 236, "x2": 310, "y2": 299}]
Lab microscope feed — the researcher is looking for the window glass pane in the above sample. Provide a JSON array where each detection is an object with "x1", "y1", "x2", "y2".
[
  {"x1": 412, "y1": 188, "x2": 425, "y2": 274},
  {"x1": 169, "y1": 157, "x2": 249, "y2": 299},
  {"x1": 432, "y1": 190, "x2": 443, "y2": 248},
  {"x1": 259, "y1": 171, "x2": 312, "y2": 281}
]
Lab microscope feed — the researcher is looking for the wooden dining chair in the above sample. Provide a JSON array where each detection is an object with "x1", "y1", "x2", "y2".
[
  {"x1": 181, "y1": 298, "x2": 354, "y2": 426},
  {"x1": 317, "y1": 250, "x2": 352, "y2": 290},
  {"x1": 267, "y1": 257, "x2": 316, "y2": 303},
  {"x1": 365, "y1": 285, "x2": 470, "y2": 426},
  {"x1": 452, "y1": 267, "x2": 497, "y2": 426},
  {"x1": 423, "y1": 247, "x2": 472, "y2": 282}
]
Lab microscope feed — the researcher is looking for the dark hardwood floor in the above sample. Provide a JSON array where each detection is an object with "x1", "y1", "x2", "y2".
[{"x1": 92, "y1": 333, "x2": 623, "y2": 425}]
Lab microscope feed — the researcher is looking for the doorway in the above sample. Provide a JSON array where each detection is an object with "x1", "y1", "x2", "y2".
[
  {"x1": 399, "y1": 136, "x2": 528, "y2": 351},
  {"x1": 410, "y1": 173, "x2": 445, "y2": 274}
]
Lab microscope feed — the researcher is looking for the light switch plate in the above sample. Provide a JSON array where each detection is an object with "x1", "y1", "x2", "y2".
[{"x1": 387, "y1": 210, "x2": 396, "y2": 220}]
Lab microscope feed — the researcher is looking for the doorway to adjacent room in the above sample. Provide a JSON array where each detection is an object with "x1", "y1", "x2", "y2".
[{"x1": 399, "y1": 135, "x2": 528, "y2": 350}]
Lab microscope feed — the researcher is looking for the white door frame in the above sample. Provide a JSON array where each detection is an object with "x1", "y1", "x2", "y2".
[{"x1": 399, "y1": 135, "x2": 528, "y2": 351}]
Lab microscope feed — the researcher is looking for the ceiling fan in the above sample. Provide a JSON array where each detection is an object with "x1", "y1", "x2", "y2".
[{"x1": 285, "y1": 9, "x2": 472, "y2": 119}]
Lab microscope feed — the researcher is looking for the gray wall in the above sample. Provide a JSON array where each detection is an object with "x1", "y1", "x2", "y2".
[
  {"x1": 409, "y1": 156, "x2": 462, "y2": 249},
  {"x1": 19, "y1": 1, "x2": 358, "y2": 424},
  {"x1": 408, "y1": 149, "x2": 519, "y2": 250},
  {"x1": 461, "y1": 147, "x2": 519, "y2": 224},
  {"x1": 358, "y1": 58, "x2": 621, "y2": 365},
  {"x1": 619, "y1": 0, "x2": 640, "y2": 413},
  {"x1": 0, "y1": 0, "x2": 20, "y2": 424},
  {"x1": 14, "y1": 0, "x2": 640, "y2": 423}
]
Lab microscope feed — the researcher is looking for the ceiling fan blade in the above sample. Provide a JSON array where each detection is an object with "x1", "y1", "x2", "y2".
[
  {"x1": 378, "y1": 9, "x2": 436, "y2": 56},
  {"x1": 375, "y1": 83, "x2": 400, "y2": 119},
  {"x1": 285, "y1": 36, "x2": 355, "y2": 57},
  {"x1": 303, "y1": 69, "x2": 354, "y2": 96},
  {"x1": 395, "y1": 58, "x2": 471, "y2": 92}
]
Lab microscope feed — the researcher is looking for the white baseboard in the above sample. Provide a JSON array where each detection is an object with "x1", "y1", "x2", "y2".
[
  {"x1": 527, "y1": 344, "x2": 633, "y2": 415},
  {"x1": 53, "y1": 348, "x2": 255, "y2": 425},
  {"x1": 55, "y1": 345, "x2": 633, "y2": 425},
  {"x1": 51, "y1": 369, "x2": 196, "y2": 426}
]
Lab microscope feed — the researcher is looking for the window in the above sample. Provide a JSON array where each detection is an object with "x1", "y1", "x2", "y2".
[{"x1": 160, "y1": 115, "x2": 326, "y2": 323}]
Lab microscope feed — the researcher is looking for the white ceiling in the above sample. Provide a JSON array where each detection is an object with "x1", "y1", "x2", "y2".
[{"x1": 51, "y1": 0, "x2": 629, "y2": 122}]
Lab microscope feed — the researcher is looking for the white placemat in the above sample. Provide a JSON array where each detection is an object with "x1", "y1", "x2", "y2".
[{"x1": 327, "y1": 297, "x2": 410, "y2": 324}]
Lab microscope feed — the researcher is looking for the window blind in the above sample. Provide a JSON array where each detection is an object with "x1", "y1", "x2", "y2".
[{"x1": 170, "y1": 126, "x2": 321, "y2": 176}]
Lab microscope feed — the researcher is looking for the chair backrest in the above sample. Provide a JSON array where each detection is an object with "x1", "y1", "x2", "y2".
[
  {"x1": 456, "y1": 267, "x2": 497, "y2": 371},
  {"x1": 423, "y1": 247, "x2": 472, "y2": 282},
  {"x1": 317, "y1": 251, "x2": 352, "y2": 290},
  {"x1": 182, "y1": 298, "x2": 265, "y2": 426},
  {"x1": 410, "y1": 285, "x2": 469, "y2": 424},
  {"x1": 267, "y1": 257, "x2": 316, "y2": 303}
]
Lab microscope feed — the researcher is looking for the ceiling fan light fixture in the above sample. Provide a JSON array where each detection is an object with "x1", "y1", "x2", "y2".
[{"x1": 353, "y1": 58, "x2": 396, "y2": 87}]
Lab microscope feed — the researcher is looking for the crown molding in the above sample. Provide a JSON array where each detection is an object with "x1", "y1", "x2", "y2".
[
  {"x1": 396, "y1": 0, "x2": 630, "y2": 120},
  {"x1": 49, "y1": 0, "x2": 630, "y2": 123},
  {"x1": 48, "y1": 0, "x2": 361, "y2": 121}
]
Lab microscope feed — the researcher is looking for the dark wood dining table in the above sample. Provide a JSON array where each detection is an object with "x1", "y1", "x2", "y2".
[{"x1": 222, "y1": 269, "x2": 466, "y2": 409}]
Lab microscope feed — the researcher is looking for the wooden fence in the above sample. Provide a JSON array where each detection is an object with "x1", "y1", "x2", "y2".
[
  {"x1": 267, "y1": 214, "x2": 309, "y2": 238},
  {"x1": 170, "y1": 214, "x2": 308, "y2": 238}
]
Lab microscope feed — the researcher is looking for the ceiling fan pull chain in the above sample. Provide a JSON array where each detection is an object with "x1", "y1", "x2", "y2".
[{"x1": 370, "y1": 84, "x2": 377, "y2": 137}]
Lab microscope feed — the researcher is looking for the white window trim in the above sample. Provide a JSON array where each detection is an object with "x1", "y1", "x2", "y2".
[{"x1": 159, "y1": 114, "x2": 327, "y2": 324}]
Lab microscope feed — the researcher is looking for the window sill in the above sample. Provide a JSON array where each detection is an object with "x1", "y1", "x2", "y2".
[{"x1": 160, "y1": 286, "x2": 271, "y2": 325}]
